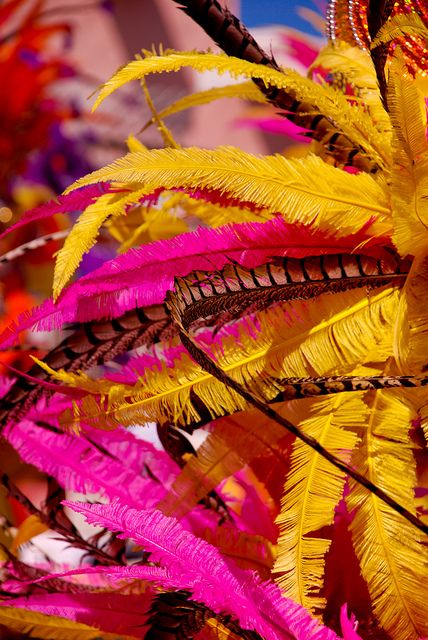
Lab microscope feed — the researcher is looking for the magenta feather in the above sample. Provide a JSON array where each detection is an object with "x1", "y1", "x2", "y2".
[
  {"x1": 227, "y1": 469, "x2": 279, "y2": 542},
  {"x1": 0, "y1": 216, "x2": 388, "y2": 347},
  {"x1": 83, "y1": 425, "x2": 179, "y2": 483},
  {"x1": 0, "y1": 184, "x2": 109, "y2": 242},
  {"x1": 0, "y1": 361, "x2": 86, "y2": 398},
  {"x1": 0, "y1": 592, "x2": 150, "y2": 637},
  {"x1": 238, "y1": 116, "x2": 312, "y2": 141},
  {"x1": 281, "y1": 31, "x2": 319, "y2": 67},
  {"x1": 339, "y1": 605, "x2": 363, "y2": 640},
  {"x1": 64, "y1": 500, "x2": 341, "y2": 640},
  {"x1": 5, "y1": 420, "x2": 167, "y2": 509}
]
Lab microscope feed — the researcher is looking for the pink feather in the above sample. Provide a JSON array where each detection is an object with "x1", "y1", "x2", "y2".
[
  {"x1": 83, "y1": 425, "x2": 179, "y2": 482},
  {"x1": 280, "y1": 31, "x2": 319, "y2": 68},
  {"x1": 0, "y1": 216, "x2": 389, "y2": 347},
  {"x1": 238, "y1": 116, "x2": 312, "y2": 141},
  {"x1": 0, "y1": 360, "x2": 86, "y2": 398},
  {"x1": 0, "y1": 184, "x2": 109, "y2": 241},
  {"x1": 5, "y1": 420, "x2": 167, "y2": 509},
  {"x1": 64, "y1": 500, "x2": 341, "y2": 640},
  {"x1": 0, "y1": 592, "x2": 150, "y2": 637},
  {"x1": 226, "y1": 469, "x2": 279, "y2": 542},
  {"x1": 340, "y1": 605, "x2": 364, "y2": 640}
]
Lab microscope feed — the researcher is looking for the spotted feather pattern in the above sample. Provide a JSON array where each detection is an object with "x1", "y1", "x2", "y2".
[{"x1": 172, "y1": 252, "x2": 410, "y2": 329}]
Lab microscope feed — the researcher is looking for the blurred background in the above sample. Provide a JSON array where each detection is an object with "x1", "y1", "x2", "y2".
[{"x1": 33, "y1": 0, "x2": 324, "y2": 159}]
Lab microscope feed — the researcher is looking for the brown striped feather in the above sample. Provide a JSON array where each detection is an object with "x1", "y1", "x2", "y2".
[
  {"x1": 173, "y1": 0, "x2": 381, "y2": 172},
  {"x1": 145, "y1": 591, "x2": 262, "y2": 640},
  {"x1": 171, "y1": 253, "x2": 410, "y2": 330},
  {"x1": 0, "y1": 304, "x2": 173, "y2": 428}
]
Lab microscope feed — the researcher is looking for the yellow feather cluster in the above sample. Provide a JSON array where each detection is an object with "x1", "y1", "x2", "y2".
[{"x1": 35, "y1": 16, "x2": 428, "y2": 638}]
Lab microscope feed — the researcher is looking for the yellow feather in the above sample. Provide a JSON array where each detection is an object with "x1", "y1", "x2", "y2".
[
  {"x1": 107, "y1": 202, "x2": 188, "y2": 253},
  {"x1": 143, "y1": 81, "x2": 266, "y2": 129},
  {"x1": 394, "y1": 254, "x2": 428, "y2": 375},
  {"x1": 63, "y1": 147, "x2": 392, "y2": 238},
  {"x1": 151, "y1": 191, "x2": 273, "y2": 227},
  {"x1": 91, "y1": 49, "x2": 388, "y2": 167},
  {"x1": 37, "y1": 287, "x2": 399, "y2": 430},
  {"x1": 309, "y1": 40, "x2": 390, "y2": 135},
  {"x1": 203, "y1": 618, "x2": 246, "y2": 640},
  {"x1": 388, "y1": 51, "x2": 428, "y2": 257},
  {"x1": 347, "y1": 391, "x2": 428, "y2": 640},
  {"x1": 0, "y1": 607, "x2": 137, "y2": 640},
  {"x1": 126, "y1": 134, "x2": 147, "y2": 153},
  {"x1": 371, "y1": 12, "x2": 428, "y2": 49},
  {"x1": 53, "y1": 186, "x2": 153, "y2": 299},
  {"x1": 274, "y1": 393, "x2": 362, "y2": 613},
  {"x1": 419, "y1": 397, "x2": 428, "y2": 445},
  {"x1": 11, "y1": 514, "x2": 48, "y2": 553},
  {"x1": 140, "y1": 75, "x2": 179, "y2": 149}
]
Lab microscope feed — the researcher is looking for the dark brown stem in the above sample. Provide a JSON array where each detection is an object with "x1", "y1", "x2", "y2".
[{"x1": 178, "y1": 330, "x2": 428, "y2": 536}]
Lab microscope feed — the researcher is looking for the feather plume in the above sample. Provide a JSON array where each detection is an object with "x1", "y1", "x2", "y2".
[
  {"x1": 230, "y1": 468, "x2": 280, "y2": 541},
  {"x1": 0, "y1": 606, "x2": 136, "y2": 640},
  {"x1": 172, "y1": 253, "x2": 407, "y2": 331},
  {"x1": 92, "y1": 49, "x2": 387, "y2": 168},
  {"x1": 339, "y1": 605, "x2": 363, "y2": 640},
  {"x1": 4, "y1": 419, "x2": 167, "y2": 508},
  {"x1": 274, "y1": 394, "x2": 362, "y2": 613},
  {"x1": 0, "y1": 215, "x2": 388, "y2": 346},
  {"x1": 64, "y1": 499, "x2": 340, "y2": 640},
  {"x1": 370, "y1": 12, "x2": 428, "y2": 49},
  {"x1": 0, "y1": 593, "x2": 149, "y2": 638},
  {"x1": 65, "y1": 147, "x2": 392, "y2": 237},
  {"x1": 53, "y1": 186, "x2": 157, "y2": 300},
  {"x1": 0, "y1": 303, "x2": 172, "y2": 429},
  {"x1": 387, "y1": 51, "x2": 428, "y2": 257},
  {"x1": 0, "y1": 184, "x2": 108, "y2": 242},
  {"x1": 83, "y1": 425, "x2": 178, "y2": 482},
  {"x1": 346, "y1": 391, "x2": 428, "y2": 640},
  {"x1": 394, "y1": 255, "x2": 428, "y2": 375},
  {"x1": 43, "y1": 287, "x2": 400, "y2": 430},
  {"x1": 309, "y1": 40, "x2": 390, "y2": 134}
]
